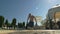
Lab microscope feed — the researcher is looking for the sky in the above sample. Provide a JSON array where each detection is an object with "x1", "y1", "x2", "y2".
[{"x1": 0, "y1": 0, "x2": 60, "y2": 25}]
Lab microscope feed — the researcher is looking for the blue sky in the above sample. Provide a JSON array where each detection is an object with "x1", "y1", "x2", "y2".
[{"x1": 0, "y1": 0, "x2": 60, "y2": 25}]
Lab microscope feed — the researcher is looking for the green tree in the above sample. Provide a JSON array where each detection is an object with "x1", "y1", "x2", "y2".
[
  {"x1": 11, "y1": 18, "x2": 16, "y2": 29},
  {"x1": 23, "y1": 22, "x2": 25, "y2": 27},
  {"x1": 18, "y1": 23, "x2": 23, "y2": 28},
  {"x1": 0, "y1": 16, "x2": 4, "y2": 27},
  {"x1": 5, "y1": 19, "x2": 8, "y2": 28},
  {"x1": 8, "y1": 23, "x2": 12, "y2": 29}
]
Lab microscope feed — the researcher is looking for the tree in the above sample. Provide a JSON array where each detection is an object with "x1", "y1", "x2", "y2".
[
  {"x1": 5, "y1": 19, "x2": 8, "y2": 28},
  {"x1": 6, "y1": 23, "x2": 12, "y2": 29},
  {"x1": 18, "y1": 23, "x2": 23, "y2": 28},
  {"x1": 11, "y1": 18, "x2": 16, "y2": 29},
  {"x1": 23, "y1": 22, "x2": 25, "y2": 27},
  {"x1": 0, "y1": 16, "x2": 4, "y2": 27}
]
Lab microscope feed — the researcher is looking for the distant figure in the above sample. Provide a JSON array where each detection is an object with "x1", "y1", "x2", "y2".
[{"x1": 27, "y1": 13, "x2": 37, "y2": 28}]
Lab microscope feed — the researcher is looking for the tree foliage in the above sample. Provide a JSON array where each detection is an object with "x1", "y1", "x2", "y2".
[
  {"x1": 5, "y1": 19, "x2": 8, "y2": 27},
  {"x1": 18, "y1": 22, "x2": 25, "y2": 28},
  {"x1": 11, "y1": 18, "x2": 16, "y2": 29},
  {"x1": 18, "y1": 23, "x2": 23, "y2": 28},
  {"x1": 23, "y1": 22, "x2": 25, "y2": 27},
  {"x1": 0, "y1": 16, "x2": 4, "y2": 27}
]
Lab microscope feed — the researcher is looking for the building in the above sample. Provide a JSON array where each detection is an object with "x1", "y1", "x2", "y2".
[{"x1": 46, "y1": 4, "x2": 60, "y2": 22}]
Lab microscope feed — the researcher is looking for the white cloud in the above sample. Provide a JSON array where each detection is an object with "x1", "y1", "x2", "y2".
[
  {"x1": 48, "y1": 0, "x2": 57, "y2": 4},
  {"x1": 36, "y1": 7, "x2": 38, "y2": 9}
]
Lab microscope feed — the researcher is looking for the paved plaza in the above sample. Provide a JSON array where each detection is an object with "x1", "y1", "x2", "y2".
[{"x1": 0, "y1": 30, "x2": 60, "y2": 34}]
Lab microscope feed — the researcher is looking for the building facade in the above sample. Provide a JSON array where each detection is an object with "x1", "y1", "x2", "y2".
[{"x1": 46, "y1": 5, "x2": 60, "y2": 22}]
